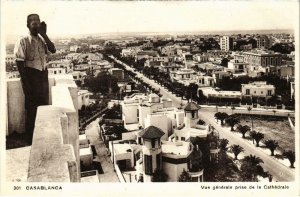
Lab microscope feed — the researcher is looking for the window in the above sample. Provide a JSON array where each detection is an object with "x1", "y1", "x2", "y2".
[
  {"x1": 254, "y1": 91, "x2": 256, "y2": 94},
  {"x1": 54, "y1": 71, "x2": 57, "y2": 74},
  {"x1": 181, "y1": 137, "x2": 185, "y2": 141},
  {"x1": 246, "y1": 89, "x2": 250, "y2": 95},
  {"x1": 151, "y1": 139, "x2": 156, "y2": 148},
  {"x1": 267, "y1": 90, "x2": 272, "y2": 96},
  {"x1": 156, "y1": 154, "x2": 161, "y2": 170},
  {"x1": 191, "y1": 111, "x2": 195, "y2": 118},
  {"x1": 261, "y1": 91, "x2": 263, "y2": 94},
  {"x1": 137, "y1": 109, "x2": 139, "y2": 121},
  {"x1": 144, "y1": 155, "x2": 152, "y2": 175}
]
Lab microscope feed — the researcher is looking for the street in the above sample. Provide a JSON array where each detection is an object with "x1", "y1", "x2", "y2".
[{"x1": 85, "y1": 118, "x2": 119, "y2": 182}]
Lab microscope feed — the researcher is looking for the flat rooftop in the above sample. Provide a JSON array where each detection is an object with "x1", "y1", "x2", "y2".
[
  {"x1": 162, "y1": 141, "x2": 192, "y2": 156},
  {"x1": 80, "y1": 146, "x2": 92, "y2": 156}
]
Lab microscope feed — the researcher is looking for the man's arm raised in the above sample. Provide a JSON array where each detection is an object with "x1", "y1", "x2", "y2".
[{"x1": 39, "y1": 21, "x2": 56, "y2": 53}]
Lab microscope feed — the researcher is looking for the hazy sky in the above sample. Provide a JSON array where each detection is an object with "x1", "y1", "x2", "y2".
[{"x1": 3, "y1": 1, "x2": 299, "y2": 37}]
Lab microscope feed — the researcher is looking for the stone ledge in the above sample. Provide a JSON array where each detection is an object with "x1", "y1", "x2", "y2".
[{"x1": 28, "y1": 106, "x2": 77, "y2": 182}]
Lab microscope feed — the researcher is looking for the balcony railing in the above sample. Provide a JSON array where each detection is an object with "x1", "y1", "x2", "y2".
[{"x1": 7, "y1": 75, "x2": 80, "y2": 182}]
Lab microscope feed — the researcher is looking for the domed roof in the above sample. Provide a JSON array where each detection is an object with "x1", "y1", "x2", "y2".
[
  {"x1": 138, "y1": 126, "x2": 165, "y2": 139},
  {"x1": 184, "y1": 102, "x2": 200, "y2": 111}
]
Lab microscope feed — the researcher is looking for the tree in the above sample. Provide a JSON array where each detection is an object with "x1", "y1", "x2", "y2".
[
  {"x1": 85, "y1": 72, "x2": 119, "y2": 95},
  {"x1": 221, "y1": 58, "x2": 229, "y2": 67},
  {"x1": 237, "y1": 125, "x2": 251, "y2": 138},
  {"x1": 178, "y1": 169, "x2": 192, "y2": 182},
  {"x1": 219, "y1": 138, "x2": 229, "y2": 152},
  {"x1": 152, "y1": 169, "x2": 168, "y2": 182},
  {"x1": 283, "y1": 150, "x2": 295, "y2": 168},
  {"x1": 214, "y1": 112, "x2": 228, "y2": 125},
  {"x1": 249, "y1": 131, "x2": 264, "y2": 147},
  {"x1": 230, "y1": 145, "x2": 244, "y2": 160},
  {"x1": 225, "y1": 115, "x2": 240, "y2": 131},
  {"x1": 241, "y1": 155, "x2": 264, "y2": 181},
  {"x1": 264, "y1": 139, "x2": 279, "y2": 156}
]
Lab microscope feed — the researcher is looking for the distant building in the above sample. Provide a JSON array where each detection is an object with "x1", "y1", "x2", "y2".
[
  {"x1": 212, "y1": 71, "x2": 231, "y2": 86},
  {"x1": 135, "y1": 50, "x2": 159, "y2": 61},
  {"x1": 242, "y1": 50, "x2": 282, "y2": 71},
  {"x1": 255, "y1": 36, "x2": 271, "y2": 49},
  {"x1": 206, "y1": 50, "x2": 230, "y2": 58},
  {"x1": 121, "y1": 47, "x2": 141, "y2": 58},
  {"x1": 193, "y1": 54, "x2": 209, "y2": 63},
  {"x1": 48, "y1": 59, "x2": 73, "y2": 73},
  {"x1": 199, "y1": 87, "x2": 241, "y2": 99},
  {"x1": 72, "y1": 71, "x2": 87, "y2": 85},
  {"x1": 48, "y1": 67, "x2": 66, "y2": 75},
  {"x1": 220, "y1": 36, "x2": 233, "y2": 51},
  {"x1": 241, "y1": 81, "x2": 275, "y2": 98},
  {"x1": 6, "y1": 71, "x2": 20, "y2": 79},
  {"x1": 227, "y1": 59, "x2": 248, "y2": 73},
  {"x1": 5, "y1": 54, "x2": 15, "y2": 66},
  {"x1": 196, "y1": 75, "x2": 215, "y2": 87},
  {"x1": 109, "y1": 68, "x2": 124, "y2": 81}
]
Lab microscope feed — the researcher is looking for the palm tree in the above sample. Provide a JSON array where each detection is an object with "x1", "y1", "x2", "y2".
[
  {"x1": 178, "y1": 169, "x2": 192, "y2": 182},
  {"x1": 225, "y1": 115, "x2": 240, "y2": 131},
  {"x1": 243, "y1": 154, "x2": 264, "y2": 166},
  {"x1": 264, "y1": 139, "x2": 279, "y2": 156},
  {"x1": 272, "y1": 109, "x2": 277, "y2": 117},
  {"x1": 283, "y1": 150, "x2": 295, "y2": 168},
  {"x1": 249, "y1": 131, "x2": 264, "y2": 147},
  {"x1": 219, "y1": 138, "x2": 229, "y2": 152},
  {"x1": 218, "y1": 112, "x2": 228, "y2": 125},
  {"x1": 214, "y1": 112, "x2": 222, "y2": 123},
  {"x1": 241, "y1": 154, "x2": 264, "y2": 181},
  {"x1": 237, "y1": 125, "x2": 251, "y2": 138},
  {"x1": 231, "y1": 145, "x2": 244, "y2": 160}
]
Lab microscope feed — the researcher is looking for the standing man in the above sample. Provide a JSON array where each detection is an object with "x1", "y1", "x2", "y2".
[{"x1": 14, "y1": 14, "x2": 56, "y2": 144}]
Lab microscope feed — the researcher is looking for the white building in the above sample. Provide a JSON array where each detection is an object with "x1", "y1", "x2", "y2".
[
  {"x1": 48, "y1": 59, "x2": 73, "y2": 74},
  {"x1": 196, "y1": 75, "x2": 215, "y2": 87},
  {"x1": 220, "y1": 36, "x2": 233, "y2": 51},
  {"x1": 6, "y1": 71, "x2": 20, "y2": 79},
  {"x1": 118, "y1": 95, "x2": 215, "y2": 182},
  {"x1": 48, "y1": 67, "x2": 66, "y2": 76},
  {"x1": 241, "y1": 81, "x2": 275, "y2": 98},
  {"x1": 5, "y1": 54, "x2": 15, "y2": 65},
  {"x1": 72, "y1": 71, "x2": 87, "y2": 85},
  {"x1": 199, "y1": 87, "x2": 241, "y2": 99},
  {"x1": 227, "y1": 59, "x2": 248, "y2": 73}
]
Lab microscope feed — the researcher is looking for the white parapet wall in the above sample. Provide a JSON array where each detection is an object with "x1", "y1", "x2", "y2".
[{"x1": 7, "y1": 75, "x2": 80, "y2": 182}]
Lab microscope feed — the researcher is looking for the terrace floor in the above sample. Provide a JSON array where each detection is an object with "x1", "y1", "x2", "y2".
[{"x1": 6, "y1": 146, "x2": 31, "y2": 182}]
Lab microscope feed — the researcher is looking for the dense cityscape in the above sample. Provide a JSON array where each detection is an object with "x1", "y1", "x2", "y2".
[{"x1": 6, "y1": 30, "x2": 295, "y2": 183}]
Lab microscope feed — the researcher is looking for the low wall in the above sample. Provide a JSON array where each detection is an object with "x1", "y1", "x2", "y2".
[
  {"x1": 7, "y1": 75, "x2": 80, "y2": 182},
  {"x1": 114, "y1": 164, "x2": 126, "y2": 183}
]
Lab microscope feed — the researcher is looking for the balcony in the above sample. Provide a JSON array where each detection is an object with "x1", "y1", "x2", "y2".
[{"x1": 6, "y1": 75, "x2": 80, "y2": 182}]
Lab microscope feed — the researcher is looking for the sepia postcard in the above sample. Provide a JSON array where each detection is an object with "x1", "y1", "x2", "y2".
[{"x1": 0, "y1": 0, "x2": 299, "y2": 196}]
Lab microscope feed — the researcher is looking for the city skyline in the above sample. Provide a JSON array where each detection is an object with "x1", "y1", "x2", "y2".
[{"x1": 3, "y1": 1, "x2": 298, "y2": 39}]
